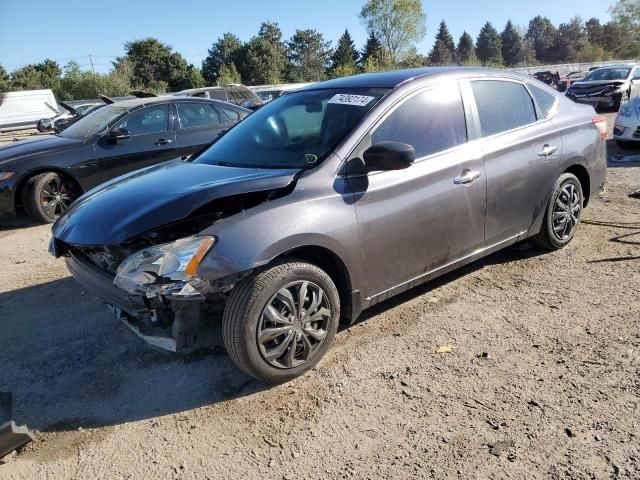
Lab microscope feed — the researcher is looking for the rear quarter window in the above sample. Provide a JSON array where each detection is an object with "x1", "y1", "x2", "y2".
[
  {"x1": 471, "y1": 80, "x2": 537, "y2": 137},
  {"x1": 528, "y1": 83, "x2": 557, "y2": 119}
]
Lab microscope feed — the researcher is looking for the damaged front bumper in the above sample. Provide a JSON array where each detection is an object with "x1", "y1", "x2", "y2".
[{"x1": 64, "y1": 251, "x2": 247, "y2": 352}]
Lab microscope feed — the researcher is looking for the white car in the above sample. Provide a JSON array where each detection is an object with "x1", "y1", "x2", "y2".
[{"x1": 613, "y1": 96, "x2": 640, "y2": 147}]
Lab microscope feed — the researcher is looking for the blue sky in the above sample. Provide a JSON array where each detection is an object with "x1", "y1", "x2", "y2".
[{"x1": 1, "y1": 0, "x2": 613, "y2": 73}]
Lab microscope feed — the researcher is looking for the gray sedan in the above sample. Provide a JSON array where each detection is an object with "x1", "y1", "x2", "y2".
[{"x1": 51, "y1": 67, "x2": 608, "y2": 383}]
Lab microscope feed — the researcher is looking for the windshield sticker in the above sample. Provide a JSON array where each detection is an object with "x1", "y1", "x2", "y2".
[{"x1": 328, "y1": 94, "x2": 376, "y2": 107}]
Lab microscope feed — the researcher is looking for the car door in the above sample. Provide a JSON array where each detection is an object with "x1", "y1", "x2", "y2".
[
  {"x1": 174, "y1": 101, "x2": 234, "y2": 158},
  {"x1": 91, "y1": 103, "x2": 177, "y2": 186},
  {"x1": 630, "y1": 67, "x2": 640, "y2": 97},
  {"x1": 467, "y1": 79, "x2": 562, "y2": 246},
  {"x1": 347, "y1": 82, "x2": 486, "y2": 300}
]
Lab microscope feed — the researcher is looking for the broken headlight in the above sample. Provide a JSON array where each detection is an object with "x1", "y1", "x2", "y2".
[{"x1": 114, "y1": 236, "x2": 215, "y2": 297}]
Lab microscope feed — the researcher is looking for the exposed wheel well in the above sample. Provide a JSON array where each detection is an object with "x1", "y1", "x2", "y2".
[
  {"x1": 276, "y1": 246, "x2": 354, "y2": 322},
  {"x1": 564, "y1": 164, "x2": 591, "y2": 207},
  {"x1": 14, "y1": 169, "x2": 83, "y2": 214}
]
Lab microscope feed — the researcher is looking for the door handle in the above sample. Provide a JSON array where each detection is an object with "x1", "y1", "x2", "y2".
[
  {"x1": 155, "y1": 138, "x2": 172, "y2": 145},
  {"x1": 453, "y1": 170, "x2": 481, "y2": 185},
  {"x1": 538, "y1": 144, "x2": 558, "y2": 157}
]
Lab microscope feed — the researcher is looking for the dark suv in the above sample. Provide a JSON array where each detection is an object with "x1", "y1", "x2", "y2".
[{"x1": 50, "y1": 68, "x2": 607, "y2": 383}]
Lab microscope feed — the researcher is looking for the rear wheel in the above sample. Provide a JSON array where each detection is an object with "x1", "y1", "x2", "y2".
[
  {"x1": 222, "y1": 259, "x2": 340, "y2": 383},
  {"x1": 26, "y1": 172, "x2": 80, "y2": 223},
  {"x1": 533, "y1": 173, "x2": 583, "y2": 251}
]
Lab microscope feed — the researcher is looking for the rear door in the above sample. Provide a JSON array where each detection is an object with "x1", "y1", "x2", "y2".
[
  {"x1": 349, "y1": 82, "x2": 486, "y2": 299},
  {"x1": 174, "y1": 101, "x2": 235, "y2": 157},
  {"x1": 91, "y1": 103, "x2": 177, "y2": 186},
  {"x1": 467, "y1": 79, "x2": 562, "y2": 246}
]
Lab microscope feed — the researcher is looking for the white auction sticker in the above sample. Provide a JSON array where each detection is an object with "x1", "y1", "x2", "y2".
[{"x1": 328, "y1": 94, "x2": 375, "y2": 107}]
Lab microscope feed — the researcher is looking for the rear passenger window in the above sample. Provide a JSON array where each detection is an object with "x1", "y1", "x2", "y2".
[
  {"x1": 528, "y1": 83, "x2": 557, "y2": 119},
  {"x1": 219, "y1": 106, "x2": 241, "y2": 122},
  {"x1": 177, "y1": 103, "x2": 221, "y2": 129},
  {"x1": 471, "y1": 80, "x2": 537, "y2": 137},
  {"x1": 372, "y1": 84, "x2": 467, "y2": 158}
]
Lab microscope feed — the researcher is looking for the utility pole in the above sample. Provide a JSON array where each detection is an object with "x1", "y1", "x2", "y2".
[{"x1": 89, "y1": 54, "x2": 95, "y2": 74}]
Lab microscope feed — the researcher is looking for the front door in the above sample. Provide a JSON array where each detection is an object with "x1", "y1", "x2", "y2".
[
  {"x1": 90, "y1": 103, "x2": 177, "y2": 187},
  {"x1": 348, "y1": 83, "x2": 486, "y2": 300}
]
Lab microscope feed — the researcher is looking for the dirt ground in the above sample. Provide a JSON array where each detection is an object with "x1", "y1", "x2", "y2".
[{"x1": 0, "y1": 114, "x2": 639, "y2": 479}]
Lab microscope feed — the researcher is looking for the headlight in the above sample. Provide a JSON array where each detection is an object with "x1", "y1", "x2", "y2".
[
  {"x1": 114, "y1": 236, "x2": 215, "y2": 297},
  {"x1": 619, "y1": 102, "x2": 633, "y2": 117}
]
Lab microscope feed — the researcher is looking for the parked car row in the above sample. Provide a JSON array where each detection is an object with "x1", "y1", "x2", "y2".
[
  {"x1": 31, "y1": 67, "x2": 606, "y2": 383},
  {"x1": 0, "y1": 97, "x2": 250, "y2": 222}
]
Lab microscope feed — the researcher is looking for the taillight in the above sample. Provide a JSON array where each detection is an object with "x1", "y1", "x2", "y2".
[{"x1": 592, "y1": 116, "x2": 607, "y2": 140}]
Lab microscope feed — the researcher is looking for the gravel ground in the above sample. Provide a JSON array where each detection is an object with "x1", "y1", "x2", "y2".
[{"x1": 1, "y1": 113, "x2": 639, "y2": 479}]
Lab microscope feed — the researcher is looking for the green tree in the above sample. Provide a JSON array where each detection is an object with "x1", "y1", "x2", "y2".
[
  {"x1": 241, "y1": 36, "x2": 285, "y2": 85},
  {"x1": 611, "y1": 0, "x2": 640, "y2": 28},
  {"x1": 287, "y1": 29, "x2": 332, "y2": 82},
  {"x1": 429, "y1": 20, "x2": 455, "y2": 65},
  {"x1": 187, "y1": 66, "x2": 206, "y2": 88},
  {"x1": 550, "y1": 16, "x2": 588, "y2": 62},
  {"x1": 0, "y1": 64, "x2": 11, "y2": 92},
  {"x1": 330, "y1": 29, "x2": 359, "y2": 76},
  {"x1": 585, "y1": 18, "x2": 605, "y2": 47},
  {"x1": 455, "y1": 31, "x2": 476, "y2": 64},
  {"x1": 360, "y1": 32, "x2": 382, "y2": 68},
  {"x1": 257, "y1": 22, "x2": 288, "y2": 82},
  {"x1": 359, "y1": 0, "x2": 427, "y2": 63},
  {"x1": 10, "y1": 59, "x2": 62, "y2": 95},
  {"x1": 201, "y1": 33, "x2": 243, "y2": 85},
  {"x1": 476, "y1": 22, "x2": 503, "y2": 65},
  {"x1": 501, "y1": 20, "x2": 525, "y2": 67},
  {"x1": 58, "y1": 60, "x2": 132, "y2": 100},
  {"x1": 525, "y1": 16, "x2": 557, "y2": 63},
  {"x1": 114, "y1": 38, "x2": 193, "y2": 92},
  {"x1": 217, "y1": 63, "x2": 242, "y2": 85},
  {"x1": 398, "y1": 47, "x2": 428, "y2": 67}
]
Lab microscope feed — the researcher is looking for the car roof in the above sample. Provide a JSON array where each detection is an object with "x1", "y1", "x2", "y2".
[
  {"x1": 108, "y1": 96, "x2": 248, "y2": 111},
  {"x1": 299, "y1": 67, "x2": 529, "y2": 91}
]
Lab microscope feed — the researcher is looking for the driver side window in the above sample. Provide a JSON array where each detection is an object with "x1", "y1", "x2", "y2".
[
  {"x1": 116, "y1": 105, "x2": 169, "y2": 137},
  {"x1": 372, "y1": 84, "x2": 467, "y2": 159}
]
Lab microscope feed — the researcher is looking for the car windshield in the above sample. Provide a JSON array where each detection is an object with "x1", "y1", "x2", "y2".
[
  {"x1": 58, "y1": 106, "x2": 129, "y2": 140},
  {"x1": 195, "y1": 88, "x2": 389, "y2": 169},
  {"x1": 583, "y1": 68, "x2": 631, "y2": 81}
]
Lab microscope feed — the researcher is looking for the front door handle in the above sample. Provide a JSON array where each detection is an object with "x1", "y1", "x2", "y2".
[
  {"x1": 155, "y1": 138, "x2": 172, "y2": 145},
  {"x1": 454, "y1": 170, "x2": 481, "y2": 185},
  {"x1": 538, "y1": 144, "x2": 558, "y2": 157}
]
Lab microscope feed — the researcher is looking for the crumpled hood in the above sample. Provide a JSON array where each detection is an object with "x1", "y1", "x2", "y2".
[
  {"x1": 0, "y1": 135, "x2": 84, "y2": 167},
  {"x1": 570, "y1": 80, "x2": 625, "y2": 90},
  {"x1": 52, "y1": 159, "x2": 300, "y2": 245}
]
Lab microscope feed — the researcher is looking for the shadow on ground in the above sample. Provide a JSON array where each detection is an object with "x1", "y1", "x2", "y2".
[{"x1": 0, "y1": 243, "x2": 544, "y2": 433}]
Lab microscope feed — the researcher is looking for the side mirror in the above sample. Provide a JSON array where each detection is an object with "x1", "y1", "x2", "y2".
[
  {"x1": 363, "y1": 141, "x2": 415, "y2": 172},
  {"x1": 107, "y1": 127, "x2": 130, "y2": 142}
]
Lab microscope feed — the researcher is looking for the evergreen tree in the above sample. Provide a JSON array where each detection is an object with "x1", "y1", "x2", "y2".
[
  {"x1": 360, "y1": 31, "x2": 383, "y2": 67},
  {"x1": 287, "y1": 29, "x2": 332, "y2": 82},
  {"x1": 240, "y1": 37, "x2": 285, "y2": 85},
  {"x1": 331, "y1": 29, "x2": 359, "y2": 74},
  {"x1": 257, "y1": 22, "x2": 288, "y2": 81},
  {"x1": 525, "y1": 16, "x2": 557, "y2": 63},
  {"x1": 201, "y1": 33, "x2": 243, "y2": 85},
  {"x1": 455, "y1": 31, "x2": 476, "y2": 64},
  {"x1": 430, "y1": 20, "x2": 455, "y2": 63},
  {"x1": 0, "y1": 64, "x2": 11, "y2": 92},
  {"x1": 476, "y1": 22, "x2": 503, "y2": 65},
  {"x1": 501, "y1": 20, "x2": 525, "y2": 67}
]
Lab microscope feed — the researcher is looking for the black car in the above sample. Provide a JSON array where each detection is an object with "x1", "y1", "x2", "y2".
[{"x1": 0, "y1": 97, "x2": 249, "y2": 223}]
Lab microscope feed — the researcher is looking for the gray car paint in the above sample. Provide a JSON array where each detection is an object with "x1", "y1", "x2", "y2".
[{"x1": 193, "y1": 69, "x2": 606, "y2": 317}]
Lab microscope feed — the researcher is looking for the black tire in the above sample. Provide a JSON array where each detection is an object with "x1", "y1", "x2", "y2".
[
  {"x1": 222, "y1": 259, "x2": 340, "y2": 383},
  {"x1": 533, "y1": 173, "x2": 584, "y2": 251},
  {"x1": 26, "y1": 172, "x2": 79, "y2": 223}
]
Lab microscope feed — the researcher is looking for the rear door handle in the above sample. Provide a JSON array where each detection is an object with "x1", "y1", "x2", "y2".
[
  {"x1": 538, "y1": 144, "x2": 558, "y2": 157},
  {"x1": 454, "y1": 170, "x2": 481, "y2": 185},
  {"x1": 155, "y1": 138, "x2": 172, "y2": 145}
]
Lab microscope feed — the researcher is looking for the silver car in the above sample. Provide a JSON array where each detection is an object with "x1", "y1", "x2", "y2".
[
  {"x1": 566, "y1": 64, "x2": 640, "y2": 110},
  {"x1": 51, "y1": 68, "x2": 608, "y2": 383}
]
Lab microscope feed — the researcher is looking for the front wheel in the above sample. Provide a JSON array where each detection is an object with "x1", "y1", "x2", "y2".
[
  {"x1": 615, "y1": 90, "x2": 630, "y2": 111},
  {"x1": 26, "y1": 172, "x2": 80, "y2": 223},
  {"x1": 222, "y1": 260, "x2": 340, "y2": 383},
  {"x1": 533, "y1": 173, "x2": 583, "y2": 251}
]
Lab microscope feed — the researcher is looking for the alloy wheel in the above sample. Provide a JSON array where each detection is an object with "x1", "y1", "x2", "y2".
[
  {"x1": 39, "y1": 175, "x2": 77, "y2": 220},
  {"x1": 257, "y1": 280, "x2": 331, "y2": 369},
  {"x1": 552, "y1": 182, "x2": 581, "y2": 241}
]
